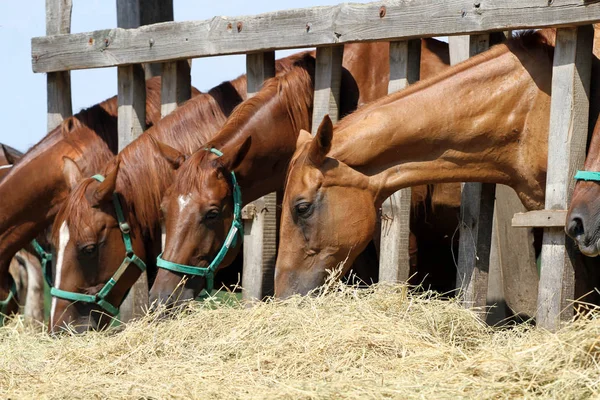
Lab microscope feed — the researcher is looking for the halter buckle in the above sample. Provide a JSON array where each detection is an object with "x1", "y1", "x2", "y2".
[{"x1": 119, "y1": 222, "x2": 131, "y2": 234}]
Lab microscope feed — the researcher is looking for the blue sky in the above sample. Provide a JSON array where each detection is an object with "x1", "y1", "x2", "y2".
[{"x1": 2, "y1": 0, "x2": 444, "y2": 152}]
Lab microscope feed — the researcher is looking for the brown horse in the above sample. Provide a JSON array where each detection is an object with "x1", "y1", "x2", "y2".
[
  {"x1": 0, "y1": 78, "x2": 171, "y2": 319},
  {"x1": 0, "y1": 145, "x2": 45, "y2": 323},
  {"x1": 274, "y1": 31, "x2": 566, "y2": 298},
  {"x1": 49, "y1": 44, "x2": 411, "y2": 331},
  {"x1": 150, "y1": 39, "x2": 454, "y2": 307},
  {"x1": 0, "y1": 144, "x2": 20, "y2": 180},
  {"x1": 566, "y1": 116, "x2": 600, "y2": 255},
  {"x1": 49, "y1": 67, "x2": 254, "y2": 331}
]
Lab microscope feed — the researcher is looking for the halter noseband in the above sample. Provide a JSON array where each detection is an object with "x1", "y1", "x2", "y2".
[
  {"x1": 156, "y1": 147, "x2": 243, "y2": 298},
  {"x1": 574, "y1": 171, "x2": 600, "y2": 182},
  {"x1": 49, "y1": 174, "x2": 147, "y2": 316}
]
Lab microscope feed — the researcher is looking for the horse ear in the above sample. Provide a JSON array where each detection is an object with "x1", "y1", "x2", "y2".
[
  {"x1": 224, "y1": 136, "x2": 252, "y2": 172},
  {"x1": 296, "y1": 129, "x2": 312, "y2": 149},
  {"x1": 62, "y1": 157, "x2": 83, "y2": 190},
  {"x1": 93, "y1": 162, "x2": 120, "y2": 204},
  {"x1": 308, "y1": 115, "x2": 333, "y2": 166},
  {"x1": 149, "y1": 135, "x2": 186, "y2": 170},
  {"x1": 1, "y1": 145, "x2": 21, "y2": 165}
]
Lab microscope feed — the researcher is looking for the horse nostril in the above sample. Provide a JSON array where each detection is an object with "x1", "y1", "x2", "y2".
[{"x1": 567, "y1": 216, "x2": 585, "y2": 239}]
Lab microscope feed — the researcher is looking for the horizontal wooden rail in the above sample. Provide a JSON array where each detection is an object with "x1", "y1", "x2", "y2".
[
  {"x1": 512, "y1": 210, "x2": 568, "y2": 228},
  {"x1": 32, "y1": 0, "x2": 600, "y2": 73}
]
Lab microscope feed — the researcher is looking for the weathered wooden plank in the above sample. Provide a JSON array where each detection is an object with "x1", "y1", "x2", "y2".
[
  {"x1": 33, "y1": 0, "x2": 600, "y2": 74},
  {"x1": 161, "y1": 60, "x2": 191, "y2": 117},
  {"x1": 537, "y1": 26, "x2": 593, "y2": 332},
  {"x1": 312, "y1": 46, "x2": 343, "y2": 132},
  {"x1": 117, "y1": 63, "x2": 149, "y2": 320},
  {"x1": 379, "y1": 40, "x2": 420, "y2": 284},
  {"x1": 242, "y1": 51, "x2": 276, "y2": 301},
  {"x1": 46, "y1": 0, "x2": 72, "y2": 131},
  {"x1": 116, "y1": 0, "x2": 162, "y2": 321},
  {"x1": 493, "y1": 185, "x2": 539, "y2": 319},
  {"x1": 453, "y1": 34, "x2": 493, "y2": 315},
  {"x1": 512, "y1": 210, "x2": 568, "y2": 228}
]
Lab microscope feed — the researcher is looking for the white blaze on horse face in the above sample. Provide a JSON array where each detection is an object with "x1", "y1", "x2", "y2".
[
  {"x1": 178, "y1": 194, "x2": 191, "y2": 214},
  {"x1": 50, "y1": 220, "x2": 70, "y2": 327}
]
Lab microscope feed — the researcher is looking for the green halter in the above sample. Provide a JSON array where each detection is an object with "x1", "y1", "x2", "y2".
[
  {"x1": 49, "y1": 174, "x2": 147, "y2": 316},
  {"x1": 574, "y1": 171, "x2": 600, "y2": 182},
  {"x1": 0, "y1": 278, "x2": 17, "y2": 325},
  {"x1": 156, "y1": 147, "x2": 243, "y2": 297},
  {"x1": 0, "y1": 240, "x2": 51, "y2": 324},
  {"x1": 31, "y1": 239, "x2": 53, "y2": 287}
]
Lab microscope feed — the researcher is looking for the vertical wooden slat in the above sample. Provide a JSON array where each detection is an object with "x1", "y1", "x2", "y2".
[
  {"x1": 489, "y1": 185, "x2": 539, "y2": 321},
  {"x1": 537, "y1": 26, "x2": 593, "y2": 331},
  {"x1": 46, "y1": 0, "x2": 72, "y2": 131},
  {"x1": 161, "y1": 60, "x2": 191, "y2": 118},
  {"x1": 242, "y1": 51, "x2": 276, "y2": 301},
  {"x1": 116, "y1": 0, "x2": 174, "y2": 321},
  {"x1": 117, "y1": 63, "x2": 148, "y2": 320},
  {"x1": 311, "y1": 46, "x2": 344, "y2": 132},
  {"x1": 451, "y1": 34, "x2": 496, "y2": 314},
  {"x1": 379, "y1": 40, "x2": 420, "y2": 283}
]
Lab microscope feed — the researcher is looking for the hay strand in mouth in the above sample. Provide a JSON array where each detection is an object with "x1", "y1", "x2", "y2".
[{"x1": 1, "y1": 281, "x2": 600, "y2": 399}]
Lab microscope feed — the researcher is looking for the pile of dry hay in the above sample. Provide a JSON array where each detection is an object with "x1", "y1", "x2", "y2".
[{"x1": 1, "y1": 282, "x2": 600, "y2": 399}]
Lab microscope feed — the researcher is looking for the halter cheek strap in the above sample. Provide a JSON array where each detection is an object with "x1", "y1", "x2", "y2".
[
  {"x1": 574, "y1": 171, "x2": 600, "y2": 182},
  {"x1": 49, "y1": 174, "x2": 147, "y2": 316},
  {"x1": 156, "y1": 147, "x2": 244, "y2": 298}
]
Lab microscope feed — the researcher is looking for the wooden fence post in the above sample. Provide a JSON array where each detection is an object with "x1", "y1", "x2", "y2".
[
  {"x1": 311, "y1": 46, "x2": 344, "y2": 133},
  {"x1": 46, "y1": 0, "x2": 72, "y2": 131},
  {"x1": 450, "y1": 35, "x2": 496, "y2": 314},
  {"x1": 537, "y1": 26, "x2": 593, "y2": 331},
  {"x1": 116, "y1": 0, "x2": 173, "y2": 321},
  {"x1": 161, "y1": 60, "x2": 191, "y2": 117},
  {"x1": 242, "y1": 52, "x2": 277, "y2": 301},
  {"x1": 378, "y1": 40, "x2": 420, "y2": 283}
]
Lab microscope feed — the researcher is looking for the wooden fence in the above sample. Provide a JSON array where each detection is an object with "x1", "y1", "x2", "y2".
[{"x1": 35, "y1": 0, "x2": 600, "y2": 331}]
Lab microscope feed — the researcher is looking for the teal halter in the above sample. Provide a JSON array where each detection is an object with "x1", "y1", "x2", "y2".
[
  {"x1": 0, "y1": 240, "x2": 49, "y2": 324},
  {"x1": 156, "y1": 147, "x2": 243, "y2": 297},
  {"x1": 31, "y1": 239, "x2": 53, "y2": 287},
  {"x1": 574, "y1": 171, "x2": 600, "y2": 182},
  {"x1": 0, "y1": 278, "x2": 17, "y2": 324},
  {"x1": 49, "y1": 174, "x2": 147, "y2": 316}
]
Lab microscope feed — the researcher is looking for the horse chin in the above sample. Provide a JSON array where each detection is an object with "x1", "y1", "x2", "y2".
[{"x1": 577, "y1": 238, "x2": 600, "y2": 257}]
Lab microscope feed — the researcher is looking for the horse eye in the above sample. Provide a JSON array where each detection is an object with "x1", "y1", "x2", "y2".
[
  {"x1": 295, "y1": 202, "x2": 312, "y2": 217},
  {"x1": 81, "y1": 244, "x2": 97, "y2": 255},
  {"x1": 205, "y1": 209, "x2": 220, "y2": 221}
]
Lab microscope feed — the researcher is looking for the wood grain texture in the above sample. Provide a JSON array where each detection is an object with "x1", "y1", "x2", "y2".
[
  {"x1": 379, "y1": 40, "x2": 420, "y2": 284},
  {"x1": 34, "y1": 0, "x2": 600, "y2": 73},
  {"x1": 537, "y1": 26, "x2": 593, "y2": 332},
  {"x1": 46, "y1": 0, "x2": 72, "y2": 131},
  {"x1": 512, "y1": 210, "x2": 568, "y2": 227},
  {"x1": 116, "y1": 0, "x2": 160, "y2": 321},
  {"x1": 117, "y1": 63, "x2": 149, "y2": 321},
  {"x1": 452, "y1": 34, "x2": 494, "y2": 316},
  {"x1": 161, "y1": 60, "x2": 191, "y2": 117},
  {"x1": 242, "y1": 51, "x2": 277, "y2": 301},
  {"x1": 493, "y1": 185, "x2": 539, "y2": 319},
  {"x1": 312, "y1": 46, "x2": 344, "y2": 132}
]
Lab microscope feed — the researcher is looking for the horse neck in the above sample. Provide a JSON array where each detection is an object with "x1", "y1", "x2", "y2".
[
  {"x1": 114, "y1": 75, "x2": 249, "y2": 239},
  {"x1": 330, "y1": 41, "x2": 552, "y2": 211},
  {"x1": 0, "y1": 117, "x2": 118, "y2": 272},
  {"x1": 210, "y1": 75, "x2": 313, "y2": 204}
]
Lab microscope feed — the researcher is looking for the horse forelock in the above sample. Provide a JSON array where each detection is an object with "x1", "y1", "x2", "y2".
[{"x1": 52, "y1": 178, "x2": 98, "y2": 245}]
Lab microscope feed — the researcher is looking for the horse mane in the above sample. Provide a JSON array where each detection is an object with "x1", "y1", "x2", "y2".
[
  {"x1": 11, "y1": 77, "x2": 164, "y2": 179},
  {"x1": 335, "y1": 30, "x2": 554, "y2": 133},
  {"x1": 173, "y1": 52, "x2": 316, "y2": 196},
  {"x1": 105, "y1": 74, "x2": 249, "y2": 239}
]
